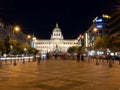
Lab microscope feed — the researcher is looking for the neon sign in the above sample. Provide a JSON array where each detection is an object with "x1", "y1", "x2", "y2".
[{"x1": 96, "y1": 19, "x2": 103, "y2": 22}]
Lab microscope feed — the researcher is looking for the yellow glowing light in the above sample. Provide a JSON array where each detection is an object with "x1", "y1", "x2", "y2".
[
  {"x1": 93, "y1": 28, "x2": 98, "y2": 32},
  {"x1": 102, "y1": 14, "x2": 111, "y2": 19},
  {"x1": 27, "y1": 35, "x2": 31, "y2": 39},
  {"x1": 14, "y1": 26, "x2": 20, "y2": 32}
]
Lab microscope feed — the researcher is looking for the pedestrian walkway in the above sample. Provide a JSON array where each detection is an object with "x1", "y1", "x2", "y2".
[{"x1": 0, "y1": 59, "x2": 120, "y2": 90}]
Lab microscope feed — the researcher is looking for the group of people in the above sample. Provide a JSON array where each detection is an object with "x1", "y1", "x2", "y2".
[{"x1": 35, "y1": 51, "x2": 84, "y2": 61}]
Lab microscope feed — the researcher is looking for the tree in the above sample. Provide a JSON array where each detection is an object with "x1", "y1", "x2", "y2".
[
  {"x1": 9, "y1": 39, "x2": 21, "y2": 55},
  {"x1": 26, "y1": 46, "x2": 39, "y2": 55},
  {"x1": 110, "y1": 35, "x2": 120, "y2": 52},
  {"x1": 0, "y1": 39, "x2": 6, "y2": 55},
  {"x1": 93, "y1": 36, "x2": 102, "y2": 50},
  {"x1": 93, "y1": 34, "x2": 120, "y2": 54},
  {"x1": 4, "y1": 35, "x2": 11, "y2": 54},
  {"x1": 67, "y1": 46, "x2": 77, "y2": 54},
  {"x1": 77, "y1": 46, "x2": 85, "y2": 54},
  {"x1": 93, "y1": 35, "x2": 111, "y2": 51}
]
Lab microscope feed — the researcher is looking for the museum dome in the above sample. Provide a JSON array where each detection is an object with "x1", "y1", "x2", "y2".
[{"x1": 53, "y1": 23, "x2": 61, "y2": 32}]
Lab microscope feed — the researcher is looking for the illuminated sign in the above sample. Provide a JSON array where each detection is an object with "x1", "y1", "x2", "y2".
[
  {"x1": 96, "y1": 25, "x2": 103, "y2": 28},
  {"x1": 96, "y1": 19, "x2": 103, "y2": 22}
]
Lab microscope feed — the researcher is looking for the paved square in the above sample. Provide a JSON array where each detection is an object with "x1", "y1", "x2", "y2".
[
  {"x1": 0, "y1": 59, "x2": 120, "y2": 90},
  {"x1": 27, "y1": 78, "x2": 86, "y2": 90}
]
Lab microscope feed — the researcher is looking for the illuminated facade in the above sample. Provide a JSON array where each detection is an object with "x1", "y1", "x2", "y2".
[
  {"x1": 85, "y1": 14, "x2": 110, "y2": 50},
  {"x1": 31, "y1": 23, "x2": 77, "y2": 53},
  {"x1": 0, "y1": 19, "x2": 26, "y2": 44}
]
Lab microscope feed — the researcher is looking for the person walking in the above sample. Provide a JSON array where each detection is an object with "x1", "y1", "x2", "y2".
[
  {"x1": 77, "y1": 52, "x2": 80, "y2": 61},
  {"x1": 81, "y1": 54, "x2": 84, "y2": 61},
  {"x1": 37, "y1": 56, "x2": 41, "y2": 64}
]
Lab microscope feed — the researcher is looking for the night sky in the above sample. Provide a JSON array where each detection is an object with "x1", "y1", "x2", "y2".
[{"x1": 0, "y1": 0, "x2": 116, "y2": 39}]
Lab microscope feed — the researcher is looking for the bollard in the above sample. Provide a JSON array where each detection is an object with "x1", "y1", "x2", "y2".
[
  {"x1": 23, "y1": 59, "x2": 25, "y2": 64},
  {"x1": 88, "y1": 59, "x2": 90, "y2": 63},
  {"x1": 107, "y1": 59, "x2": 109, "y2": 63},
  {"x1": 5, "y1": 57, "x2": 7, "y2": 63},
  {"x1": 10, "y1": 57, "x2": 12, "y2": 63},
  {"x1": 0, "y1": 60, "x2": 2, "y2": 67},
  {"x1": 5, "y1": 60, "x2": 7, "y2": 63},
  {"x1": 102, "y1": 59, "x2": 104, "y2": 63},
  {"x1": 37, "y1": 57, "x2": 41, "y2": 64},
  {"x1": 28, "y1": 56, "x2": 30, "y2": 62},
  {"x1": 96, "y1": 59, "x2": 99, "y2": 65},
  {"x1": 109, "y1": 59, "x2": 112, "y2": 67},
  {"x1": 119, "y1": 60, "x2": 120, "y2": 64},
  {"x1": 13, "y1": 60, "x2": 17, "y2": 66},
  {"x1": 18, "y1": 57, "x2": 20, "y2": 62},
  {"x1": 112, "y1": 59, "x2": 114, "y2": 64},
  {"x1": 87, "y1": 57, "x2": 90, "y2": 63},
  {"x1": 10, "y1": 60, "x2": 12, "y2": 63}
]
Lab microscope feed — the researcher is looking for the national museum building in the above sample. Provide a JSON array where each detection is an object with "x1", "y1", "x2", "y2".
[{"x1": 31, "y1": 23, "x2": 77, "y2": 54}]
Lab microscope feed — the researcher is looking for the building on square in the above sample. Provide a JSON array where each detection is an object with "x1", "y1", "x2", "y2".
[{"x1": 31, "y1": 23, "x2": 78, "y2": 54}]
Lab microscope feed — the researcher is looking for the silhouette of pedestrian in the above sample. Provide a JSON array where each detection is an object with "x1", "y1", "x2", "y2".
[
  {"x1": 38, "y1": 56, "x2": 41, "y2": 64},
  {"x1": 81, "y1": 54, "x2": 84, "y2": 61},
  {"x1": 77, "y1": 53, "x2": 80, "y2": 61},
  {"x1": 55, "y1": 54, "x2": 58, "y2": 60},
  {"x1": 46, "y1": 52, "x2": 49, "y2": 59}
]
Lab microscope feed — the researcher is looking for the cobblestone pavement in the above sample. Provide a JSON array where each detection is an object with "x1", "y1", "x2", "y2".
[{"x1": 0, "y1": 59, "x2": 120, "y2": 90}]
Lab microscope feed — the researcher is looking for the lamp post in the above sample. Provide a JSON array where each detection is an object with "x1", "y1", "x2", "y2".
[
  {"x1": 25, "y1": 35, "x2": 31, "y2": 55},
  {"x1": 12, "y1": 26, "x2": 20, "y2": 40},
  {"x1": 25, "y1": 35, "x2": 31, "y2": 49},
  {"x1": 92, "y1": 28, "x2": 98, "y2": 46},
  {"x1": 12, "y1": 25, "x2": 20, "y2": 66},
  {"x1": 11, "y1": 25, "x2": 20, "y2": 53},
  {"x1": 93, "y1": 28, "x2": 99, "y2": 65},
  {"x1": 24, "y1": 48, "x2": 27, "y2": 55},
  {"x1": 26, "y1": 35, "x2": 31, "y2": 44}
]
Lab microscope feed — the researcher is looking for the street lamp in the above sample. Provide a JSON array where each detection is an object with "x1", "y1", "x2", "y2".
[
  {"x1": 93, "y1": 27, "x2": 101, "y2": 65},
  {"x1": 93, "y1": 27, "x2": 98, "y2": 41},
  {"x1": 11, "y1": 25, "x2": 20, "y2": 53},
  {"x1": 12, "y1": 25, "x2": 20, "y2": 40},
  {"x1": 25, "y1": 35, "x2": 31, "y2": 46},
  {"x1": 93, "y1": 28, "x2": 98, "y2": 33},
  {"x1": 27, "y1": 35, "x2": 31, "y2": 39},
  {"x1": 11, "y1": 25, "x2": 20, "y2": 65},
  {"x1": 25, "y1": 35, "x2": 31, "y2": 55},
  {"x1": 24, "y1": 48, "x2": 27, "y2": 55}
]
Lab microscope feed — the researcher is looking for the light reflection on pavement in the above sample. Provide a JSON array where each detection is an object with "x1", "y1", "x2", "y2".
[{"x1": 0, "y1": 59, "x2": 120, "y2": 90}]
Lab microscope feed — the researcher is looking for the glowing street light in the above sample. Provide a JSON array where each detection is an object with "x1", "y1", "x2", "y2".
[
  {"x1": 13, "y1": 25, "x2": 20, "y2": 40},
  {"x1": 14, "y1": 26, "x2": 20, "y2": 31},
  {"x1": 93, "y1": 28, "x2": 98, "y2": 32},
  {"x1": 27, "y1": 35, "x2": 31, "y2": 39},
  {"x1": 26, "y1": 35, "x2": 31, "y2": 44},
  {"x1": 24, "y1": 35, "x2": 31, "y2": 56}
]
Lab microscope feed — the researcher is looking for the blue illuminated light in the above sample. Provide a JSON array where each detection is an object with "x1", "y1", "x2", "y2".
[
  {"x1": 96, "y1": 19, "x2": 103, "y2": 22},
  {"x1": 96, "y1": 25, "x2": 103, "y2": 28}
]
